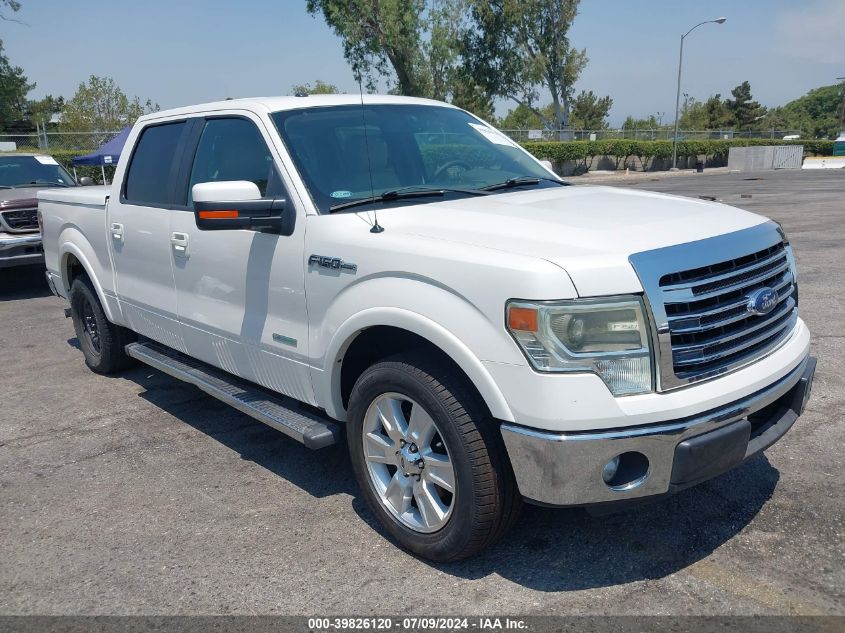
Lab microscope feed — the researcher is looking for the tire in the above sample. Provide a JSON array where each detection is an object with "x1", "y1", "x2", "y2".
[
  {"x1": 347, "y1": 352, "x2": 521, "y2": 561},
  {"x1": 69, "y1": 275, "x2": 136, "y2": 374}
]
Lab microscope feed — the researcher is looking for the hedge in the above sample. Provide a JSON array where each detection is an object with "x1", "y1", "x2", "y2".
[
  {"x1": 14, "y1": 138, "x2": 836, "y2": 183},
  {"x1": 520, "y1": 138, "x2": 835, "y2": 171}
]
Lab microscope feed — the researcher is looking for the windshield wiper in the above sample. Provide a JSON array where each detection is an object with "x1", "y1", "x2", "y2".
[
  {"x1": 328, "y1": 186, "x2": 489, "y2": 213},
  {"x1": 27, "y1": 181, "x2": 71, "y2": 188},
  {"x1": 482, "y1": 176, "x2": 569, "y2": 192}
]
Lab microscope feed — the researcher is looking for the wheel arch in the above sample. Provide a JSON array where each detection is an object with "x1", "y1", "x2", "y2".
[
  {"x1": 59, "y1": 241, "x2": 117, "y2": 323},
  {"x1": 320, "y1": 309, "x2": 514, "y2": 424}
]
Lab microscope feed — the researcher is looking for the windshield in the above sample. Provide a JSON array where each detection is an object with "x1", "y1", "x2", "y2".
[
  {"x1": 271, "y1": 104, "x2": 555, "y2": 213},
  {"x1": 0, "y1": 155, "x2": 76, "y2": 188}
]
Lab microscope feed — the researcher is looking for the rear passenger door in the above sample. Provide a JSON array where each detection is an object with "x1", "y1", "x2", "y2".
[
  {"x1": 109, "y1": 120, "x2": 190, "y2": 350},
  {"x1": 169, "y1": 114, "x2": 313, "y2": 403}
]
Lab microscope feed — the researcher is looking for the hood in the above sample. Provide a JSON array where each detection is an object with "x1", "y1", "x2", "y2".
[
  {"x1": 376, "y1": 185, "x2": 768, "y2": 297},
  {"x1": 0, "y1": 186, "x2": 44, "y2": 207}
]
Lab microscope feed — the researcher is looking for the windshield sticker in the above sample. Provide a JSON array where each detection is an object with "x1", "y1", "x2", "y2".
[
  {"x1": 468, "y1": 122, "x2": 515, "y2": 147},
  {"x1": 35, "y1": 155, "x2": 59, "y2": 166},
  {"x1": 331, "y1": 190, "x2": 353, "y2": 199}
]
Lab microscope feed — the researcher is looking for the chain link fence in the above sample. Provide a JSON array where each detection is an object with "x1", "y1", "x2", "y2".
[
  {"x1": 0, "y1": 128, "x2": 807, "y2": 154},
  {"x1": 0, "y1": 131, "x2": 122, "y2": 153},
  {"x1": 499, "y1": 128, "x2": 803, "y2": 142}
]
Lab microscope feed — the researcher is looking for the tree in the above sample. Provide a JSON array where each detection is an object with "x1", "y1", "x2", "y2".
[
  {"x1": 621, "y1": 114, "x2": 663, "y2": 138},
  {"x1": 60, "y1": 76, "x2": 158, "y2": 132},
  {"x1": 569, "y1": 90, "x2": 612, "y2": 129},
  {"x1": 678, "y1": 95, "x2": 707, "y2": 129},
  {"x1": 765, "y1": 82, "x2": 844, "y2": 139},
  {"x1": 449, "y1": 67, "x2": 496, "y2": 121},
  {"x1": 291, "y1": 80, "x2": 339, "y2": 95},
  {"x1": 0, "y1": 0, "x2": 23, "y2": 22},
  {"x1": 306, "y1": 0, "x2": 430, "y2": 95},
  {"x1": 306, "y1": 0, "x2": 494, "y2": 118},
  {"x1": 27, "y1": 94, "x2": 64, "y2": 126},
  {"x1": 0, "y1": 39, "x2": 33, "y2": 131},
  {"x1": 425, "y1": 0, "x2": 460, "y2": 101},
  {"x1": 702, "y1": 94, "x2": 732, "y2": 129},
  {"x1": 464, "y1": 0, "x2": 587, "y2": 133},
  {"x1": 498, "y1": 103, "x2": 543, "y2": 129},
  {"x1": 426, "y1": 0, "x2": 494, "y2": 119},
  {"x1": 724, "y1": 81, "x2": 765, "y2": 130}
]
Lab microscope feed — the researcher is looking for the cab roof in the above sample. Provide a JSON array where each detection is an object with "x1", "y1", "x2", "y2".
[{"x1": 139, "y1": 94, "x2": 457, "y2": 124}]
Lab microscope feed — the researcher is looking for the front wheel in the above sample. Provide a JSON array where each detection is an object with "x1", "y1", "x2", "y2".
[{"x1": 347, "y1": 353, "x2": 520, "y2": 561}]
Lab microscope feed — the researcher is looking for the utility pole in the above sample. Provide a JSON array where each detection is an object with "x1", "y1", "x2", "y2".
[{"x1": 672, "y1": 17, "x2": 727, "y2": 169}]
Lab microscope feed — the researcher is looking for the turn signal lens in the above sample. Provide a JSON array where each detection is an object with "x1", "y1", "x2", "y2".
[
  {"x1": 508, "y1": 307, "x2": 539, "y2": 332},
  {"x1": 198, "y1": 209, "x2": 239, "y2": 219}
]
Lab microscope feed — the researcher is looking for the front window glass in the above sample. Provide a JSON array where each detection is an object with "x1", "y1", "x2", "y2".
[
  {"x1": 0, "y1": 155, "x2": 76, "y2": 188},
  {"x1": 271, "y1": 104, "x2": 552, "y2": 213},
  {"x1": 188, "y1": 117, "x2": 281, "y2": 203}
]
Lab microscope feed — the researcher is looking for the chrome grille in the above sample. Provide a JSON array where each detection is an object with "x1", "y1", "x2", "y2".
[
  {"x1": 659, "y1": 240, "x2": 797, "y2": 382},
  {"x1": 629, "y1": 222, "x2": 800, "y2": 391},
  {"x1": 1, "y1": 208, "x2": 38, "y2": 232}
]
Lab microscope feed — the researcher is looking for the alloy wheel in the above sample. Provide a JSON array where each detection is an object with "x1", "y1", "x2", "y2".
[{"x1": 362, "y1": 392, "x2": 456, "y2": 533}]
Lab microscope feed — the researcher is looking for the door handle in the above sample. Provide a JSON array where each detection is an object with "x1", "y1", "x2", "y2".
[
  {"x1": 110, "y1": 222, "x2": 123, "y2": 240},
  {"x1": 170, "y1": 232, "x2": 189, "y2": 253}
]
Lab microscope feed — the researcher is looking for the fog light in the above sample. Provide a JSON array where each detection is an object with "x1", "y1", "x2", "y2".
[
  {"x1": 603, "y1": 451, "x2": 650, "y2": 491},
  {"x1": 601, "y1": 456, "x2": 620, "y2": 483}
]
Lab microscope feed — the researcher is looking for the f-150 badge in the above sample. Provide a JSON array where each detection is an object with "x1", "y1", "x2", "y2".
[{"x1": 308, "y1": 254, "x2": 357, "y2": 272}]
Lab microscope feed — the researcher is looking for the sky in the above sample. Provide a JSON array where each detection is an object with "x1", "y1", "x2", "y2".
[{"x1": 2, "y1": 0, "x2": 843, "y2": 127}]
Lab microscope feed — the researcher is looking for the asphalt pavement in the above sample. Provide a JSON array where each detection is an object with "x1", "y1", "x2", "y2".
[{"x1": 0, "y1": 168, "x2": 842, "y2": 615}]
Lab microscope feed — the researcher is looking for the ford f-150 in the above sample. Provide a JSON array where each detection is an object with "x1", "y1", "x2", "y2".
[{"x1": 38, "y1": 95, "x2": 815, "y2": 561}]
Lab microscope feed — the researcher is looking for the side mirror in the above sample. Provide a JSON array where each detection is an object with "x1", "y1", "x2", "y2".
[
  {"x1": 539, "y1": 160, "x2": 556, "y2": 174},
  {"x1": 78, "y1": 176, "x2": 94, "y2": 186},
  {"x1": 192, "y1": 181, "x2": 294, "y2": 235}
]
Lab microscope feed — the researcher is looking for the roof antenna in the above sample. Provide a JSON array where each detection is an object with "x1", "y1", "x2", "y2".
[{"x1": 357, "y1": 75, "x2": 384, "y2": 233}]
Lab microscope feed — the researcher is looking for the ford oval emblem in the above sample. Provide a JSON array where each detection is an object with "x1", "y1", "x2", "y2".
[{"x1": 747, "y1": 287, "x2": 779, "y2": 316}]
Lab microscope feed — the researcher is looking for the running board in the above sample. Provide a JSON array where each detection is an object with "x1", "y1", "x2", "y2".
[{"x1": 125, "y1": 341, "x2": 340, "y2": 449}]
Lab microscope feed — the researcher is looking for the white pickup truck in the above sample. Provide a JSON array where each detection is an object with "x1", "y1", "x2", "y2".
[{"x1": 39, "y1": 95, "x2": 815, "y2": 561}]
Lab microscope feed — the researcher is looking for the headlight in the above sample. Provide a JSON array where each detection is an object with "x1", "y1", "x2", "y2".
[{"x1": 506, "y1": 297, "x2": 654, "y2": 396}]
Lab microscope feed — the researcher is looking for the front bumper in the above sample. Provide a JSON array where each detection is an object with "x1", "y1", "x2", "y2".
[
  {"x1": 501, "y1": 354, "x2": 816, "y2": 507},
  {"x1": 0, "y1": 233, "x2": 43, "y2": 269}
]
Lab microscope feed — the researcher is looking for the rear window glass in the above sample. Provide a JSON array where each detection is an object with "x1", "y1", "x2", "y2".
[{"x1": 124, "y1": 122, "x2": 186, "y2": 205}]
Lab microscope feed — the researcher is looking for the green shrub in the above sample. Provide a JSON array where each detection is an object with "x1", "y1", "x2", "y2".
[
  {"x1": 13, "y1": 138, "x2": 837, "y2": 184},
  {"x1": 521, "y1": 138, "x2": 835, "y2": 170}
]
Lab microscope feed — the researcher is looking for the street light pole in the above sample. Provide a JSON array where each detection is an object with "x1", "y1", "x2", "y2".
[{"x1": 671, "y1": 17, "x2": 727, "y2": 170}]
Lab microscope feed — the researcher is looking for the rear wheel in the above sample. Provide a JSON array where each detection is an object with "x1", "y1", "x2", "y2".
[
  {"x1": 347, "y1": 353, "x2": 520, "y2": 561},
  {"x1": 69, "y1": 276, "x2": 135, "y2": 374}
]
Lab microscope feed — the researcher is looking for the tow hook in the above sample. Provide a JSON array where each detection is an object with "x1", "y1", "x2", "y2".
[{"x1": 63, "y1": 307, "x2": 72, "y2": 318}]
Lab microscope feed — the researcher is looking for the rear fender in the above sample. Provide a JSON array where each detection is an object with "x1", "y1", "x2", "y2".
[{"x1": 59, "y1": 235, "x2": 119, "y2": 324}]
